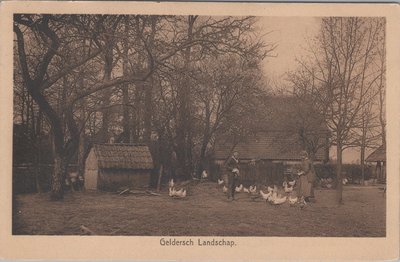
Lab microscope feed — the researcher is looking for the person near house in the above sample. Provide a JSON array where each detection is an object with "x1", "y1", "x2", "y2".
[
  {"x1": 297, "y1": 150, "x2": 316, "y2": 203},
  {"x1": 225, "y1": 151, "x2": 240, "y2": 201}
]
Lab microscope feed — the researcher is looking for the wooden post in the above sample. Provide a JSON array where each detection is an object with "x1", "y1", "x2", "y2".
[{"x1": 156, "y1": 164, "x2": 163, "y2": 192}]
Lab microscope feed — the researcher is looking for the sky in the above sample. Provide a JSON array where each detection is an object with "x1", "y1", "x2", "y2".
[
  {"x1": 259, "y1": 16, "x2": 320, "y2": 78},
  {"x1": 257, "y1": 17, "x2": 371, "y2": 163}
]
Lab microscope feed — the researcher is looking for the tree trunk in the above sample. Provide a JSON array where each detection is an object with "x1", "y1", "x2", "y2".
[
  {"x1": 50, "y1": 154, "x2": 65, "y2": 200},
  {"x1": 77, "y1": 129, "x2": 85, "y2": 178},
  {"x1": 99, "y1": 42, "x2": 113, "y2": 143},
  {"x1": 121, "y1": 17, "x2": 131, "y2": 143},
  {"x1": 34, "y1": 109, "x2": 43, "y2": 193},
  {"x1": 336, "y1": 145, "x2": 343, "y2": 204},
  {"x1": 360, "y1": 145, "x2": 365, "y2": 185}
]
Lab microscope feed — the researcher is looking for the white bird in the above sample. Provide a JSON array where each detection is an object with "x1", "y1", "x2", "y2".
[
  {"x1": 175, "y1": 188, "x2": 184, "y2": 195},
  {"x1": 217, "y1": 179, "x2": 224, "y2": 185},
  {"x1": 288, "y1": 196, "x2": 298, "y2": 205},
  {"x1": 177, "y1": 189, "x2": 187, "y2": 198},
  {"x1": 169, "y1": 179, "x2": 174, "y2": 188},
  {"x1": 342, "y1": 178, "x2": 348, "y2": 185},
  {"x1": 288, "y1": 180, "x2": 296, "y2": 186},
  {"x1": 235, "y1": 184, "x2": 243, "y2": 192},
  {"x1": 243, "y1": 187, "x2": 250, "y2": 193},
  {"x1": 272, "y1": 196, "x2": 287, "y2": 205},
  {"x1": 284, "y1": 184, "x2": 293, "y2": 193},
  {"x1": 169, "y1": 187, "x2": 176, "y2": 197},
  {"x1": 201, "y1": 170, "x2": 208, "y2": 179},
  {"x1": 222, "y1": 186, "x2": 228, "y2": 193},
  {"x1": 260, "y1": 190, "x2": 272, "y2": 200},
  {"x1": 249, "y1": 185, "x2": 257, "y2": 194},
  {"x1": 270, "y1": 190, "x2": 278, "y2": 201}
]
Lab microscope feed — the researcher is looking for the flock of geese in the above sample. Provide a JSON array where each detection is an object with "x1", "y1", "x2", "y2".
[
  {"x1": 167, "y1": 170, "x2": 306, "y2": 207},
  {"x1": 218, "y1": 178, "x2": 302, "y2": 206}
]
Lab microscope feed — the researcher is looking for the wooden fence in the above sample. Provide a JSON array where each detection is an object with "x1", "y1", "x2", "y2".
[{"x1": 210, "y1": 160, "x2": 288, "y2": 186}]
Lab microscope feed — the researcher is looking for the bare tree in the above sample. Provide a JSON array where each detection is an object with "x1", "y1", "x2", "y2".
[{"x1": 289, "y1": 17, "x2": 385, "y2": 204}]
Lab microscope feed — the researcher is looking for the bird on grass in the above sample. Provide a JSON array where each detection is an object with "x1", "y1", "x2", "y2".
[
  {"x1": 260, "y1": 190, "x2": 272, "y2": 200},
  {"x1": 288, "y1": 196, "x2": 298, "y2": 206},
  {"x1": 249, "y1": 185, "x2": 257, "y2": 194},
  {"x1": 271, "y1": 196, "x2": 287, "y2": 205},
  {"x1": 283, "y1": 181, "x2": 294, "y2": 193},
  {"x1": 235, "y1": 184, "x2": 243, "y2": 192},
  {"x1": 169, "y1": 187, "x2": 186, "y2": 198},
  {"x1": 169, "y1": 179, "x2": 175, "y2": 188}
]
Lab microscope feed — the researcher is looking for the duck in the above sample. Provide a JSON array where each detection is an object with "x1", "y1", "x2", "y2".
[
  {"x1": 222, "y1": 186, "x2": 228, "y2": 193},
  {"x1": 201, "y1": 170, "x2": 208, "y2": 179}
]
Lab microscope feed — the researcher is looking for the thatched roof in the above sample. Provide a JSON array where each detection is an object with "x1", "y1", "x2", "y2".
[
  {"x1": 366, "y1": 145, "x2": 386, "y2": 162},
  {"x1": 213, "y1": 95, "x2": 329, "y2": 162},
  {"x1": 93, "y1": 144, "x2": 154, "y2": 169},
  {"x1": 214, "y1": 131, "x2": 327, "y2": 161}
]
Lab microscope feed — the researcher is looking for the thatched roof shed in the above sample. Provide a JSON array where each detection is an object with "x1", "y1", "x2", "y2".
[
  {"x1": 84, "y1": 144, "x2": 154, "y2": 191},
  {"x1": 366, "y1": 145, "x2": 386, "y2": 162}
]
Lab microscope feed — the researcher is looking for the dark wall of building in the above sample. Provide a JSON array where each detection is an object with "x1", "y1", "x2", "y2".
[{"x1": 98, "y1": 169, "x2": 151, "y2": 191}]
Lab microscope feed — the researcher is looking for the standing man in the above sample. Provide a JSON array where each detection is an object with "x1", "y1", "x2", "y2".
[{"x1": 225, "y1": 151, "x2": 240, "y2": 201}]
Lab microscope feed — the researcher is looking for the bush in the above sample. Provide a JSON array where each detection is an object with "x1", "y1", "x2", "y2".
[{"x1": 314, "y1": 163, "x2": 373, "y2": 184}]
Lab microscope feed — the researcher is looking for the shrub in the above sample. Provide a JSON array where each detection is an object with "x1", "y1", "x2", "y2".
[{"x1": 314, "y1": 163, "x2": 373, "y2": 184}]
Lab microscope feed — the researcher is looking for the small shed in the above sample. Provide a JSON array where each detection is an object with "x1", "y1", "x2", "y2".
[
  {"x1": 366, "y1": 145, "x2": 386, "y2": 182},
  {"x1": 84, "y1": 144, "x2": 154, "y2": 191}
]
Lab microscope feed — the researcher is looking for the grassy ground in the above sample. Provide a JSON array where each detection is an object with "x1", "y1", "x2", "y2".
[{"x1": 13, "y1": 182, "x2": 386, "y2": 237}]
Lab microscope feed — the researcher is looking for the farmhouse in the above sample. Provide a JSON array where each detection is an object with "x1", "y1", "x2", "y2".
[
  {"x1": 366, "y1": 145, "x2": 386, "y2": 182},
  {"x1": 212, "y1": 96, "x2": 329, "y2": 184},
  {"x1": 84, "y1": 144, "x2": 154, "y2": 191},
  {"x1": 213, "y1": 131, "x2": 328, "y2": 164},
  {"x1": 214, "y1": 96, "x2": 329, "y2": 164}
]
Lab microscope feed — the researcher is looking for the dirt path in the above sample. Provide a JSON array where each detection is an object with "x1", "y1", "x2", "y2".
[{"x1": 13, "y1": 182, "x2": 385, "y2": 236}]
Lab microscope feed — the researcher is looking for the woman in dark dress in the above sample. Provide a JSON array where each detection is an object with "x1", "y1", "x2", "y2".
[{"x1": 225, "y1": 151, "x2": 239, "y2": 200}]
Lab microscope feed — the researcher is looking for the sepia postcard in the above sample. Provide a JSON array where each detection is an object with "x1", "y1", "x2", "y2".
[{"x1": 0, "y1": 1, "x2": 399, "y2": 261}]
